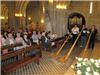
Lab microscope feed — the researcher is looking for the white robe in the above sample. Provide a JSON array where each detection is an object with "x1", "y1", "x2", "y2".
[{"x1": 15, "y1": 37, "x2": 25, "y2": 50}]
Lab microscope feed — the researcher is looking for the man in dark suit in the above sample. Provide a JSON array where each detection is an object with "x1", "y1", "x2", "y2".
[{"x1": 89, "y1": 25, "x2": 97, "y2": 50}]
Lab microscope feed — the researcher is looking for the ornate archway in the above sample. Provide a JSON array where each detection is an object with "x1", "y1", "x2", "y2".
[{"x1": 68, "y1": 12, "x2": 86, "y2": 31}]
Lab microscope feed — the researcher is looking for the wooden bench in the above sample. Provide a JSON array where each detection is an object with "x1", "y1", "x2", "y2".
[
  {"x1": 1, "y1": 43, "x2": 23, "y2": 55},
  {"x1": 1, "y1": 44, "x2": 42, "y2": 74},
  {"x1": 51, "y1": 36, "x2": 66, "y2": 49},
  {"x1": 1, "y1": 43, "x2": 22, "y2": 50},
  {"x1": 2, "y1": 55, "x2": 40, "y2": 73}
]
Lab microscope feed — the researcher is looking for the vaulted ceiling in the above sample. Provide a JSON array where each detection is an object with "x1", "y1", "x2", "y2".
[
  {"x1": 1, "y1": 1, "x2": 8, "y2": 17},
  {"x1": 1, "y1": 1, "x2": 71, "y2": 17},
  {"x1": 1, "y1": 1, "x2": 29, "y2": 17}
]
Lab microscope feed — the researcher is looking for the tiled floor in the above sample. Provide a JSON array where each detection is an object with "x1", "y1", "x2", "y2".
[
  {"x1": 2, "y1": 42, "x2": 82, "y2": 75},
  {"x1": 5, "y1": 51, "x2": 68, "y2": 75},
  {"x1": 2, "y1": 41, "x2": 100, "y2": 75},
  {"x1": 64, "y1": 41, "x2": 100, "y2": 75}
]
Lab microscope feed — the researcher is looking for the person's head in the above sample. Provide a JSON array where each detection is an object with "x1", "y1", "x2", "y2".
[
  {"x1": 24, "y1": 31, "x2": 28, "y2": 35},
  {"x1": 82, "y1": 25, "x2": 86, "y2": 28},
  {"x1": 42, "y1": 32, "x2": 45, "y2": 36},
  {"x1": 8, "y1": 33, "x2": 13, "y2": 38},
  {"x1": 74, "y1": 24, "x2": 77, "y2": 27},
  {"x1": 24, "y1": 34, "x2": 27, "y2": 38},
  {"x1": 45, "y1": 32, "x2": 50, "y2": 37},
  {"x1": 28, "y1": 30, "x2": 31, "y2": 33},
  {"x1": 4, "y1": 31, "x2": 7, "y2": 35},
  {"x1": 16, "y1": 33, "x2": 21, "y2": 37},
  {"x1": 33, "y1": 31, "x2": 36, "y2": 34},
  {"x1": 38, "y1": 31, "x2": 41, "y2": 34},
  {"x1": 1, "y1": 34, "x2": 3, "y2": 38},
  {"x1": 91, "y1": 25, "x2": 95, "y2": 29}
]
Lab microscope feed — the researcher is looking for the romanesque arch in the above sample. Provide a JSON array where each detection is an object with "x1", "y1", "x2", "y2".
[{"x1": 68, "y1": 12, "x2": 86, "y2": 31}]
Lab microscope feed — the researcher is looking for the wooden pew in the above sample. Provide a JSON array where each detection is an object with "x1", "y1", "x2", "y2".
[
  {"x1": 1, "y1": 44, "x2": 42, "y2": 74},
  {"x1": 1, "y1": 43, "x2": 23, "y2": 55},
  {"x1": 1, "y1": 43, "x2": 22, "y2": 50},
  {"x1": 50, "y1": 36, "x2": 66, "y2": 49}
]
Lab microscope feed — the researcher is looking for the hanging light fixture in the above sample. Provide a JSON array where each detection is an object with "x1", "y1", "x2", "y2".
[
  {"x1": 28, "y1": 16, "x2": 31, "y2": 20},
  {"x1": 0, "y1": 16, "x2": 5, "y2": 19},
  {"x1": 43, "y1": 5, "x2": 45, "y2": 14},
  {"x1": 41, "y1": 18, "x2": 44, "y2": 23},
  {"x1": 56, "y1": 4, "x2": 67, "y2": 9},
  {"x1": 5, "y1": 16, "x2": 8, "y2": 19},
  {"x1": 49, "y1": 0, "x2": 53, "y2": 3},
  {"x1": 15, "y1": 13, "x2": 23, "y2": 17}
]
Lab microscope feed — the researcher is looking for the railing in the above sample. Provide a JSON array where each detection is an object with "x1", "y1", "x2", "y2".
[
  {"x1": 58, "y1": 31, "x2": 82, "y2": 62},
  {"x1": 82, "y1": 32, "x2": 92, "y2": 58},
  {"x1": 51, "y1": 33, "x2": 71, "y2": 58}
]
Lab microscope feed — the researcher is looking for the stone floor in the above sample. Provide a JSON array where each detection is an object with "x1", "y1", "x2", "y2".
[
  {"x1": 2, "y1": 41, "x2": 96, "y2": 75},
  {"x1": 64, "y1": 41, "x2": 100, "y2": 75}
]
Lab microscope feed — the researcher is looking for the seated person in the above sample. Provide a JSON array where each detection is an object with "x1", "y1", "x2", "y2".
[
  {"x1": 1, "y1": 34, "x2": 6, "y2": 46},
  {"x1": 44, "y1": 32, "x2": 51, "y2": 51},
  {"x1": 31, "y1": 31, "x2": 39, "y2": 44},
  {"x1": 23, "y1": 33, "x2": 31, "y2": 47},
  {"x1": 41, "y1": 32, "x2": 46, "y2": 49},
  {"x1": 5, "y1": 33, "x2": 15, "y2": 45},
  {"x1": 1, "y1": 34, "x2": 8, "y2": 54},
  {"x1": 15, "y1": 33, "x2": 25, "y2": 50},
  {"x1": 51, "y1": 33, "x2": 58, "y2": 40},
  {"x1": 3, "y1": 31, "x2": 8, "y2": 39},
  {"x1": 37, "y1": 31, "x2": 42, "y2": 44},
  {"x1": 5, "y1": 33, "x2": 15, "y2": 51},
  {"x1": 50, "y1": 33, "x2": 58, "y2": 46}
]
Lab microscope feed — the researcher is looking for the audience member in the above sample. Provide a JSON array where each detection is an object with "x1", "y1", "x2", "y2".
[{"x1": 31, "y1": 31, "x2": 39, "y2": 44}]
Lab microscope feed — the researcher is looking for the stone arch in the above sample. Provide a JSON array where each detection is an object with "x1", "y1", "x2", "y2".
[{"x1": 68, "y1": 12, "x2": 86, "y2": 31}]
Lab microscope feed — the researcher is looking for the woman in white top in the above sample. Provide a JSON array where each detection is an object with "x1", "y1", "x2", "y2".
[
  {"x1": 5, "y1": 33, "x2": 15, "y2": 45},
  {"x1": 15, "y1": 33, "x2": 24, "y2": 50},
  {"x1": 5, "y1": 33, "x2": 15, "y2": 51},
  {"x1": 31, "y1": 31, "x2": 39, "y2": 44},
  {"x1": 23, "y1": 33, "x2": 30, "y2": 47},
  {"x1": 1, "y1": 34, "x2": 9, "y2": 54},
  {"x1": 1, "y1": 34, "x2": 6, "y2": 46},
  {"x1": 16, "y1": 32, "x2": 30, "y2": 49},
  {"x1": 71, "y1": 25, "x2": 79, "y2": 44}
]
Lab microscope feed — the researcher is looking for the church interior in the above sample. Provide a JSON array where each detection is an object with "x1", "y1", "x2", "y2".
[{"x1": 1, "y1": 1, "x2": 100, "y2": 75}]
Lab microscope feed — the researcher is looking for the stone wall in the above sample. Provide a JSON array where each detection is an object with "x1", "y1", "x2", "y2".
[
  {"x1": 26, "y1": 1, "x2": 43, "y2": 25},
  {"x1": 45, "y1": 2, "x2": 68, "y2": 37},
  {"x1": 45, "y1": 1, "x2": 100, "y2": 39},
  {"x1": 1, "y1": 1, "x2": 100, "y2": 40},
  {"x1": 67, "y1": 1, "x2": 100, "y2": 40}
]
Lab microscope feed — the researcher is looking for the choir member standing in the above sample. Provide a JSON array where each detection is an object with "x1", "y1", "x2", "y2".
[
  {"x1": 71, "y1": 25, "x2": 79, "y2": 44},
  {"x1": 80, "y1": 25, "x2": 89, "y2": 47}
]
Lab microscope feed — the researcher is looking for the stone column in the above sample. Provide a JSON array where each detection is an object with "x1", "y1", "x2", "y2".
[
  {"x1": 19, "y1": 14, "x2": 26, "y2": 29},
  {"x1": 8, "y1": 2, "x2": 16, "y2": 28},
  {"x1": 45, "y1": 2, "x2": 68, "y2": 37}
]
